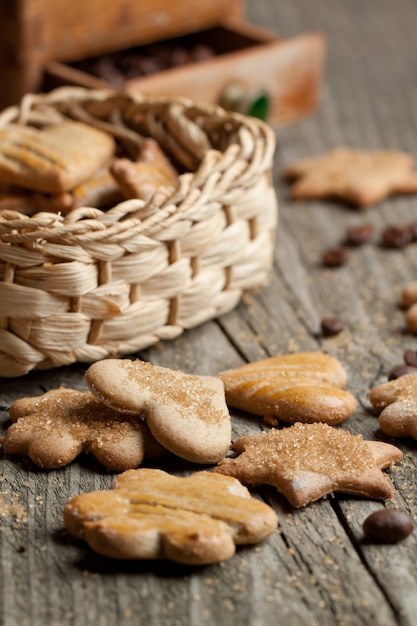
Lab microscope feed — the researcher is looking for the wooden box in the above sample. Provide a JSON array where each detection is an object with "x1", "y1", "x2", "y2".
[
  {"x1": 0, "y1": 0, "x2": 325, "y2": 125},
  {"x1": 45, "y1": 20, "x2": 325, "y2": 126},
  {"x1": 0, "y1": 0, "x2": 244, "y2": 109}
]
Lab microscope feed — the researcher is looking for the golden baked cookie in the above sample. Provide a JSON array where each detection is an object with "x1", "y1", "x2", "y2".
[
  {"x1": 370, "y1": 373, "x2": 417, "y2": 440},
  {"x1": 63, "y1": 468, "x2": 278, "y2": 564},
  {"x1": 284, "y1": 148, "x2": 417, "y2": 208},
  {"x1": 0, "y1": 122, "x2": 115, "y2": 194},
  {"x1": 1, "y1": 388, "x2": 166, "y2": 470},
  {"x1": 214, "y1": 423, "x2": 402, "y2": 507},
  {"x1": 86, "y1": 359, "x2": 232, "y2": 464},
  {"x1": 110, "y1": 138, "x2": 178, "y2": 202},
  {"x1": 218, "y1": 352, "x2": 357, "y2": 425}
]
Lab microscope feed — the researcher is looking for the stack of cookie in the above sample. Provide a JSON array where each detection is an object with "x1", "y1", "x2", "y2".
[{"x1": 0, "y1": 121, "x2": 179, "y2": 216}]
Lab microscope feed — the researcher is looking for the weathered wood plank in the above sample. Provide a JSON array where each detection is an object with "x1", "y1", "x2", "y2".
[{"x1": 2, "y1": 0, "x2": 417, "y2": 625}]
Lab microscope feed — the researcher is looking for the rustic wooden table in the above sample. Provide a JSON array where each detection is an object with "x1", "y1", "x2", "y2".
[{"x1": 2, "y1": 0, "x2": 417, "y2": 624}]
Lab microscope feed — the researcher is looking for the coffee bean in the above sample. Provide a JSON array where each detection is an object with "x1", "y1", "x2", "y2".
[
  {"x1": 321, "y1": 317, "x2": 345, "y2": 337},
  {"x1": 388, "y1": 364, "x2": 417, "y2": 380},
  {"x1": 381, "y1": 225, "x2": 413, "y2": 248},
  {"x1": 191, "y1": 44, "x2": 215, "y2": 62},
  {"x1": 363, "y1": 509, "x2": 414, "y2": 543},
  {"x1": 322, "y1": 247, "x2": 349, "y2": 267},
  {"x1": 407, "y1": 220, "x2": 417, "y2": 241},
  {"x1": 170, "y1": 47, "x2": 192, "y2": 67},
  {"x1": 345, "y1": 223, "x2": 374, "y2": 246},
  {"x1": 404, "y1": 349, "x2": 417, "y2": 367},
  {"x1": 74, "y1": 41, "x2": 216, "y2": 86}
]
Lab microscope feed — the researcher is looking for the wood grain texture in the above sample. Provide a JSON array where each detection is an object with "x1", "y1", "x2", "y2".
[{"x1": 2, "y1": 0, "x2": 417, "y2": 624}]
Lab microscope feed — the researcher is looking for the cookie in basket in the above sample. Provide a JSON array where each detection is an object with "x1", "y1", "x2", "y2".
[
  {"x1": 0, "y1": 167, "x2": 123, "y2": 216},
  {"x1": 218, "y1": 351, "x2": 357, "y2": 425},
  {"x1": 85, "y1": 358, "x2": 232, "y2": 464},
  {"x1": 1, "y1": 388, "x2": 166, "y2": 471},
  {"x1": 0, "y1": 187, "x2": 74, "y2": 215},
  {"x1": 214, "y1": 423, "x2": 403, "y2": 508},
  {"x1": 111, "y1": 138, "x2": 179, "y2": 202},
  {"x1": 0, "y1": 121, "x2": 115, "y2": 194},
  {"x1": 0, "y1": 88, "x2": 277, "y2": 377},
  {"x1": 63, "y1": 468, "x2": 278, "y2": 564}
]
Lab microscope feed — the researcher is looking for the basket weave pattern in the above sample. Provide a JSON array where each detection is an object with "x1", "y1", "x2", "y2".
[{"x1": 0, "y1": 88, "x2": 277, "y2": 377}]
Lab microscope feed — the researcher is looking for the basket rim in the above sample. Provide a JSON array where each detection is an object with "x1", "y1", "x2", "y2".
[{"x1": 0, "y1": 87, "x2": 276, "y2": 244}]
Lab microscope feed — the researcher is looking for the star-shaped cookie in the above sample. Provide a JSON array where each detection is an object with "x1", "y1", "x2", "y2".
[
  {"x1": 1, "y1": 388, "x2": 166, "y2": 470},
  {"x1": 214, "y1": 423, "x2": 402, "y2": 507},
  {"x1": 218, "y1": 352, "x2": 357, "y2": 425},
  {"x1": 63, "y1": 468, "x2": 278, "y2": 564},
  {"x1": 369, "y1": 373, "x2": 417, "y2": 440},
  {"x1": 284, "y1": 148, "x2": 417, "y2": 208},
  {"x1": 86, "y1": 359, "x2": 232, "y2": 464}
]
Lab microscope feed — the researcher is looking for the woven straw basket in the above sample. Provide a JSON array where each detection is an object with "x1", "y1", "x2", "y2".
[{"x1": 0, "y1": 87, "x2": 277, "y2": 377}]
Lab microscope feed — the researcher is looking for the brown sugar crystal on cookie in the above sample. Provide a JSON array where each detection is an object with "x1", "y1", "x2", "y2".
[
  {"x1": 284, "y1": 148, "x2": 417, "y2": 208},
  {"x1": 63, "y1": 468, "x2": 278, "y2": 564},
  {"x1": 214, "y1": 423, "x2": 402, "y2": 508},
  {"x1": 85, "y1": 359, "x2": 232, "y2": 464},
  {"x1": 1, "y1": 388, "x2": 166, "y2": 471},
  {"x1": 218, "y1": 352, "x2": 357, "y2": 425},
  {"x1": 369, "y1": 373, "x2": 417, "y2": 440}
]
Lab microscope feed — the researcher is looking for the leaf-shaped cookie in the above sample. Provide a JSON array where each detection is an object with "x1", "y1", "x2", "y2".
[{"x1": 218, "y1": 352, "x2": 357, "y2": 425}]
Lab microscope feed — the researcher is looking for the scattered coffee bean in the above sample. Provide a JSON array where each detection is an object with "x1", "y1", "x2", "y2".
[
  {"x1": 363, "y1": 509, "x2": 414, "y2": 543},
  {"x1": 320, "y1": 317, "x2": 345, "y2": 337},
  {"x1": 388, "y1": 364, "x2": 417, "y2": 380},
  {"x1": 404, "y1": 349, "x2": 417, "y2": 367},
  {"x1": 322, "y1": 246, "x2": 349, "y2": 267},
  {"x1": 345, "y1": 223, "x2": 374, "y2": 246},
  {"x1": 381, "y1": 225, "x2": 414, "y2": 248},
  {"x1": 407, "y1": 220, "x2": 417, "y2": 241}
]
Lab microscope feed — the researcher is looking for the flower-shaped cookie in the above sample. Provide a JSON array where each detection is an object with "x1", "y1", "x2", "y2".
[
  {"x1": 63, "y1": 468, "x2": 278, "y2": 564},
  {"x1": 1, "y1": 388, "x2": 166, "y2": 471},
  {"x1": 214, "y1": 423, "x2": 402, "y2": 508},
  {"x1": 370, "y1": 373, "x2": 417, "y2": 440},
  {"x1": 86, "y1": 359, "x2": 232, "y2": 464},
  {"x1": 284, "y1": 148, "x2": 417, "y2": 208},
  {"x1": 218, "y1": 352, "x2": 357, "y2": 425}
]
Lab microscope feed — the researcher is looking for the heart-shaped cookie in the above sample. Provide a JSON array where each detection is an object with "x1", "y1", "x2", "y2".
[{"x1": 86, "y1": 359, "x2": 232, "y2": 464}]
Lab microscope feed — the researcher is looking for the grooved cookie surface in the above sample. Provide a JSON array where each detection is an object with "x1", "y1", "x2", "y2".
[
  {"x1": 63, "y1": 468, "x2": 278, "y2": 564},
  {"x1": 219, "y1": 352, "x2": 357, "y2": 425},
  {"x1": 0, "y1": 122, "x2": 115, "y2": 193}
]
